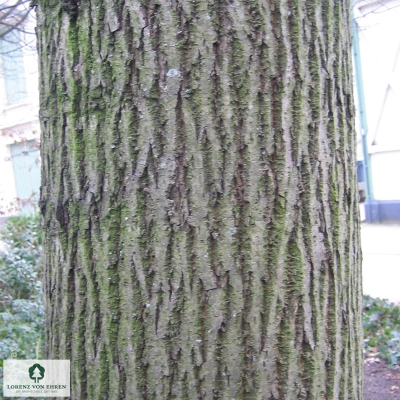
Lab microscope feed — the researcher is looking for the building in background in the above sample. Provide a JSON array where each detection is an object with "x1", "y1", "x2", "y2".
[
  {"x1": 0, "y1": 13, "x2": 40, "y2": 216},
  {"x1": 353, "y1": 0, "x2": 400, "y2": 222}
]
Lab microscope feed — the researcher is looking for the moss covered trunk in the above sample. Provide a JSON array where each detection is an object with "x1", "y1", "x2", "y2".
[{"x1": 37, "y1": 0, "x2": 363, "y2": 398}]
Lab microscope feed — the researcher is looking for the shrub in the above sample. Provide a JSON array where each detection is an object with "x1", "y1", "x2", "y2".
[
  {"x1": 0, "y1": 215, "x2": 44, "y2": 397},
  {"x1": 363, "y1": 295, "x2": 400, "y2": 367}
]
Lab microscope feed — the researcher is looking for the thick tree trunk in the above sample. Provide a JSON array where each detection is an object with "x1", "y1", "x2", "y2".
[{"x1": 37, "y1": 0, "x2": 363, "y2": 398}]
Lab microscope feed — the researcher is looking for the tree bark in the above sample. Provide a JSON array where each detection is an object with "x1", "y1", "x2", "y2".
[{"x1": 37, "y1": 0, "x2": 363, "y2": 398}]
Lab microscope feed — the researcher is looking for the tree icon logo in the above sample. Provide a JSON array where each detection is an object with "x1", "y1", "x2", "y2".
[{"x1": 29, "y1": 363, "x2": 45, "y2": 383}]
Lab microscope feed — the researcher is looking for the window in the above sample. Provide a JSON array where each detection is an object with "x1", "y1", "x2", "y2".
[
  {"x1": 9, "y1": 140, "x2": 40, "y2": 206},
  {"x1": 0, "y1": 30, "x2": 28, "y2": 104}
]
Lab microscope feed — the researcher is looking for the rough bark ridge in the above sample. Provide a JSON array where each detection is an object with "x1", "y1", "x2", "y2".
[{"x1": 37, "y1": 0, "x2": 363, "y2": 398}]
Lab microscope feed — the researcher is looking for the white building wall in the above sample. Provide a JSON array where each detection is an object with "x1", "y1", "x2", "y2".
[
  {"x1": 0, "y1": 15, "x2": 40, "y2": 216},
  {"x1": 370, "y1": 151, "x2": 400, "y2": 200},
  {"x1": 354, "y1": 0, "x2": 400, "y2": 201}
]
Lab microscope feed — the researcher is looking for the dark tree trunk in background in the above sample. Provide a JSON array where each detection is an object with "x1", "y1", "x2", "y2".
[{"x1": 37, "y1": 0, "x2": 363, "y2": 398}]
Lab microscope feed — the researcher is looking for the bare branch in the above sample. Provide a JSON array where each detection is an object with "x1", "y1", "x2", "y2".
[{"x1": 0, "y1": 0, "x2": 35, "y2": 55}]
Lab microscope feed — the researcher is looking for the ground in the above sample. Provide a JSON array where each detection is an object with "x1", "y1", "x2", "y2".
[{"x1": 364, "y1": 359, "x2": 400, "y2": 399}]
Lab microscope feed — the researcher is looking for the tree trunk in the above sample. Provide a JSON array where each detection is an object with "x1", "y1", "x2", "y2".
[{"x1": 37, "y1": 0, "x2": 363, "y2": 398}]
